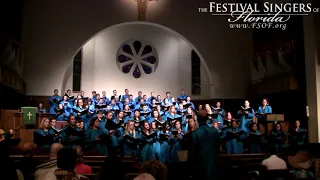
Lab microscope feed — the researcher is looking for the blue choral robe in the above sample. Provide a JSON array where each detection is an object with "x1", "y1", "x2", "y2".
[
  {"x1": 48, "y1": 95, "x2": 62, "y2": 114},
  {"x1": 221, "y1": 127, "x2": 247, "y2": 154},
  {"x1": 34, "y1": 128, "x2": 55, "y2": 149},
  {"x1": 213, "y1": 108, "x2": 225, "y2": 129},
  {"x1": 140, "y1": 110, "x2": 151, "y2": 122},
  {"x1": 38, "y1": 108, "x2": 47, "y2": 113},
  {"x1": 167, "y1": 131, "x2": 183, "y2": 164},
  {"x1": 165, "y1": 113, "x2": 181, "y2": 124},
  {"x1": 155, "y1": 130, "x2": 170, "y2": 163},
  {"x1": 121, "y1": 130, "x2": 140, "y2": 157},
  {"x1": 106, "y1": 120, "x2": 121, "y2": 147},
  {"x1": 55, "y1": 109, "x2": 70, "y2": 121},
  {"x1": 289, "y1": 128, "x2": 306, "y2": 147},
  {"x1": 84, "y1": 128, "x2": 108, "y2": 155},
  {"x1": 140, "y1": 130, "x2": 156, "y2": 162},
  {"x1": 60, "y1": 101, "x2": 73, "y2": 114},
  {"x1": 238, "y1": 108, "x2": 254, "y2": 132},
  {"x1": 177, "y1": 95, "x2": 188, "y2": 101},
  {"x1": 248, "y1": 130, "x2": 263, "y2": 153},
  {"x1": 73, "y1": 107, "x2": 90, "y2": 130},
  {"x1": 61, "y1": 125, "x2": 82, "y2": 148},
  {"x1": 256, "y1": 105, "x2": 272, "y2": 119},
  {"x1": 188, "y1": 124, "x2": 220, "y2": 180},
  {"x1": 269, "y1": 130, "x2": 286, "y2": 152}
]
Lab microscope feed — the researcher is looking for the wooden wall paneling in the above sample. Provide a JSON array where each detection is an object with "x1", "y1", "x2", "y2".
[
  {"x1": 0, "y1": 68, "x2": 25, "y2": 92},
  {"x1": 19, "y1": 129, "x2": 36, "y2": 148},
  {"x1": 1, "y1": 109, "x2": 20, "y2": 130},
  {"x1": 27, "y1": 96, "x2": 50, "y2": 111}
]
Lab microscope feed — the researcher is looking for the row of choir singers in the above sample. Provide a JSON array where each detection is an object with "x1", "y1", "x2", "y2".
[
  {"x1": 42, "y1": 98, "x2": 272, "y2": 135},
  {"x1": 34, "y1": 114, "x2": 306, "y2": 163},
  {"x1": 47, "y1": 89, "x2": 192, "y2": 114}
]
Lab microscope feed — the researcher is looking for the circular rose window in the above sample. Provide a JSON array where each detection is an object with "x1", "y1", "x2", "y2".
[{"x1": 116, "y1": 40, "x2": 158, "y2": 78}]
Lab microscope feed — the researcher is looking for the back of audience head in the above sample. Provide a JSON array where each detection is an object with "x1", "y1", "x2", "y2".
[
  {"x1": 50, "y1": 143, "x2": 63, "y2": 160},
  {"x1": 267, "y1": 146, "x2": 278, "y2": 156},
  {"x1": 196, "y1": 110, "x2": 208, "y2": 125},
  {"x1": 21, "y1": 142, "x2": 33, "y2": 157},
  {"x1": 139, "y1": 160, "x2": 167, "y2": 180},
  {"x1": 0, "y1": 144, "x2": 19, "y2": 180},
  {"x1": 134, "y1": 173, "x2": 156, "y2": 180},
  {"x1": 57, "y1": 148, "x2": 77, "y2": 171},
  {"x1": 0, "y1": 157, "x2": 19, "y2": 180},
  {"x1": 98, "y1": 147, "x2": 125, "y2": 180},
  {"x1": 72, "y1": 145, "x2": 84, "y2": 163}
]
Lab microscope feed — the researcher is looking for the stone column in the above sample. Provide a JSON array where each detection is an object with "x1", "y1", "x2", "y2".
[{"x1": 304, "y1": 11, "x2": 320, "y2": 143}]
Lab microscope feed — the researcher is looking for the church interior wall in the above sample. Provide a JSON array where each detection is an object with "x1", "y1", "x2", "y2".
[
  {"x1": 21, "y1": 0, "x2": 253, "y2": 99},
  {"x1": 64, "y1": 24, "x2": 210, "y2": 99}
]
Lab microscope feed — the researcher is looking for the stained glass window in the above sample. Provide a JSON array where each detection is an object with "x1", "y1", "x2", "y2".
[
  {"x1": 191, "y1": 50, "x2": 201, "y2": 95},
  {"x1": 117, "y1": 40, "x2": 158, "y2": 78},
  {"x1": 73, "y1": 49, "x2": 82, "y2": 92}
]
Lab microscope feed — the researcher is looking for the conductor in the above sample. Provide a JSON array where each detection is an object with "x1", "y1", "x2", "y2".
[{"x1": 188, "y1": 110, "x2": 220, "y2": 180}]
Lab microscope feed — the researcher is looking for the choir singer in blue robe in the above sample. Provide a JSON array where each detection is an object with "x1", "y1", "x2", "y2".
[
  {"x1": 177, "y1": 89, "x2": 188, "y2": 102},
  {"x1": 61, "y1": 115, "x2": 83, "y2": 148},
  {"x1": 120, "y1": 89, "x2": 130, "y2": 102},
  {"x1": 185, "y1": 96, "x2": 195, "y2": 110},
  {"x1": 248, "y1": 123, "x2": 264, "y2": 153},
  {"x1": 123, "y1": 105, "x2": 133, "y2": 123},
  {"x1": 256, "y1": 98, "x2": 272, "y2": 118},
  {"x1": 140, "y1": 105, "x2": 151, "y2": 122},
  {"x1": 134, "y1": 91, "x2": 143, "y2": 105},
  {"x1": 156, "y1": 122, "x2": 171, "y2": 163},
  {"x1": 167, "y1": 121, "x2": 183, "y2": 164},
  {"x1": 34, "y1": 118, "x2": 55, "y2": 149},
  {"x1": 37, "y1": 102, "x2": 46, "y2": 113},
  {"x1": 60, "y1": 95, "x2": 73, "y2": 114},
  {"x1": 237, "y1": 100, "x2": 254, "y2": 132},
  {"x1": 269, "y1": 123, "x2": 286, "y2": 152},
  {"x1": 121, "y1": 120, "x2": 140, "y2": 158},
  {"x1": 148, "y1": 109, "x2": 164, "y2": 124},
  {"x1": 73, "y1": 99, "x2": 90, "y2": 129},
  {"x1": 212, "y1": 101, "x2": 225, "y2": 129},
  {"x1": 288, "y1": 120, "x2": 307, "y2": 148},
  {"x1": 105, "y1": 111, "x2": 121, "y2": 148},
  {"x1": 165, "y1": 105, "x2": 181, "y2": 124},
  {"x1": 139, "y1": 121, "x2": 156, "y2": 162},
  {"x1": 147, "y1": 92, "x2": 156, "y2": 104},
  {"x1": 256, "y1": 98, "x2": 272, "y2": 132},
  {"x1": 48, "y1": 89, "x2": 62, "y2": 114},
  {"x1": 85, "y1": 118, "x2": 108, "y2": 155},
  {"x1": 221, "y1": 120, "x2": 247, "y2": 154},
  {"x1": 55, "y1": 104, "x2": 70, "y2": 121}
]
